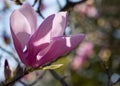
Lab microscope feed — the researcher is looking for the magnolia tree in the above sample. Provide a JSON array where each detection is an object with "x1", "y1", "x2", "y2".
[{"x1": 0, "y1": 0, "x2": 120, "y2": 86}]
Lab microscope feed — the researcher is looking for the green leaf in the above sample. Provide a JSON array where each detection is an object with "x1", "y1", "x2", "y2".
[{"x1": 42, "y1": 64, "x2": 63, "y2": 70}]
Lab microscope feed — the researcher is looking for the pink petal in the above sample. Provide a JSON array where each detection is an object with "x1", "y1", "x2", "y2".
[
  {"x1": 10, "y1": 28, "x2": 26, "y2": 63},
  {"x1": 32, "y1": 34, "x2": 85, "y2": 67},
  {"x1": 10, "y1": 4, "x2": 37, "y2": 65},
  {"x1": 19, "y1": 4, "x2": 37, "y2": 33},
  {"x1": 71, "y1": 55, "x2": 85, "y2": 70},
  {"x1": 29, "y1": 14, "x2": 55, "y2": 47},
  {"x1": 24, "y1": 43, "x2": 49, "y2": 66},
  {"x1": 28, "y1": 12, "x2": 68, "y2": 54},
  {"x1": 52, "y1": 12, "x2": 68, "y2": 37},
  {"x1": 10, "y1": 10, "x2": 31, "y2": 50},
  {"x1": 25, "y1": 14, "x2": 55, "y2": 65}
]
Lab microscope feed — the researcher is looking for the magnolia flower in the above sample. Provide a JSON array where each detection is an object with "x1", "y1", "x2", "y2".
[
  {"x1": 71, "y1": 42, "x2": 93, "y2": 70},
  {"x1": 74, "y1": 1, "x2": 98, "y2": 18},
  {"x1": 10, "y1": 4, "x2": 85, "y2": 68},
  {"x1": 76, "y1": 42, "x2": 94, "y2": 57}
]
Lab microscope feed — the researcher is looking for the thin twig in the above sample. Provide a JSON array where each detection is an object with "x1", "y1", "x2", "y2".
[
  {"x1": 49, "y1": 70, "x2": 69, "y2": 86},
  {"x1": 3, "y1": 69, "x2": 30, "y2": 86},
  {"x1": 0, "y1": 46, "x2": 19, "y2": 63},
  {"x1": 3, "y1": 67, "x2": 46, "y2": 86},
  {"x1": 36, "y1": 0, "x2": 45, "y2": 19},
  {"x1": 19, "y1": 80, "x2": 28, "y2": 86},
  {"x1": 11, "y1": 0, "x2": 23, "y2": 5},
  {"x1": 101, "y1": 61, "x2": 112, "y2": 86},
  {"x1": 56, "y1": 0, "x2": 62, "y2": 9},
  {"x1": 32, "y1": 0, "x2": 38, "y2": 7},
  {"x1": 66, "y1": 0, "x2": 69, "y2": 3},
  {"x1": 18, "y1": 71, "x2": 46, "y2": 86},
  {"x1": 30, "y1": 71, "x2": 46, "y2": 86}
]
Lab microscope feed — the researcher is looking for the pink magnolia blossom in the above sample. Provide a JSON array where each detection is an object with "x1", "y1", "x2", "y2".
[
  {"x1": 71, "y1": 42, "x2": 93, "y2": 70},
  {"x1": 76, "y1": 42, "x2": 94, "y2": 57},
  {"x1": 39, "y1": 2, "x2": 46, "y2": 11},
  {"x1": 74, "y1": 2, "x2": 98, "y2": 18},
  {"x1": 10, "y1": 4, "x2": 85, "y2": 68}
]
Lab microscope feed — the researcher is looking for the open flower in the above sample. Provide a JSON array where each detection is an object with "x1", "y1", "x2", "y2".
[{"x1": 10, "y1": 4, "x2": 85, "y2": 68}]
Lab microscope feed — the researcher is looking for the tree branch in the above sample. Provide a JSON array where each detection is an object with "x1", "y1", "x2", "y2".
[
  {"x1": 49, "y1": 70, "x2": 69, "y2": 86},
  {"x1": 0, "y1": 46, "x2": 19, "y2": 63},
  {"x1": 32, "y1": 0, "x2": 38, "y2": 7},
  {"x1": 3, "y1": 68, "x2": 30, "y2": 86},
  {"x1": 18, "y1": 71, "x2": 46, "y2": 86},
  {"x1": 101, "y1": 61, "x2": 112, "y2": 86},
  {"x1": 56, "y1": 0, "x2": 62, "y2": 9},
  {"x1": 36, "y1": 0, "x2": 45, "y2": 19}
]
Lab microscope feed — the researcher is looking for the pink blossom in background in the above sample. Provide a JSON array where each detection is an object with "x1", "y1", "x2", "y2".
[
  {"x1": 22, "y1": 71, "x2": 41, "y2": 83},
  {"x1": 73, "y1": 1, "x2": 98, "y2": 18},
  {"x1": 76, "y1": 42, "x2": 94, "y2": 57},
  {"x1": 71, "y1": 42, "x2": 94, "y2": 70},
  {"x1": 39, "y1": 1, "x2": 46, "y2": 11},
  {"x1": 10, "y1": 4, "x2": 85, "y2": 68},
  {"x1": 71, "y1": 55, "x2": 85, "y2": 70}
]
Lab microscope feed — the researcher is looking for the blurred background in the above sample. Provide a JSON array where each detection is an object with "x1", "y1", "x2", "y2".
[{"x1": 0, "y1": 0, "x2": 120, "y2": 86}]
